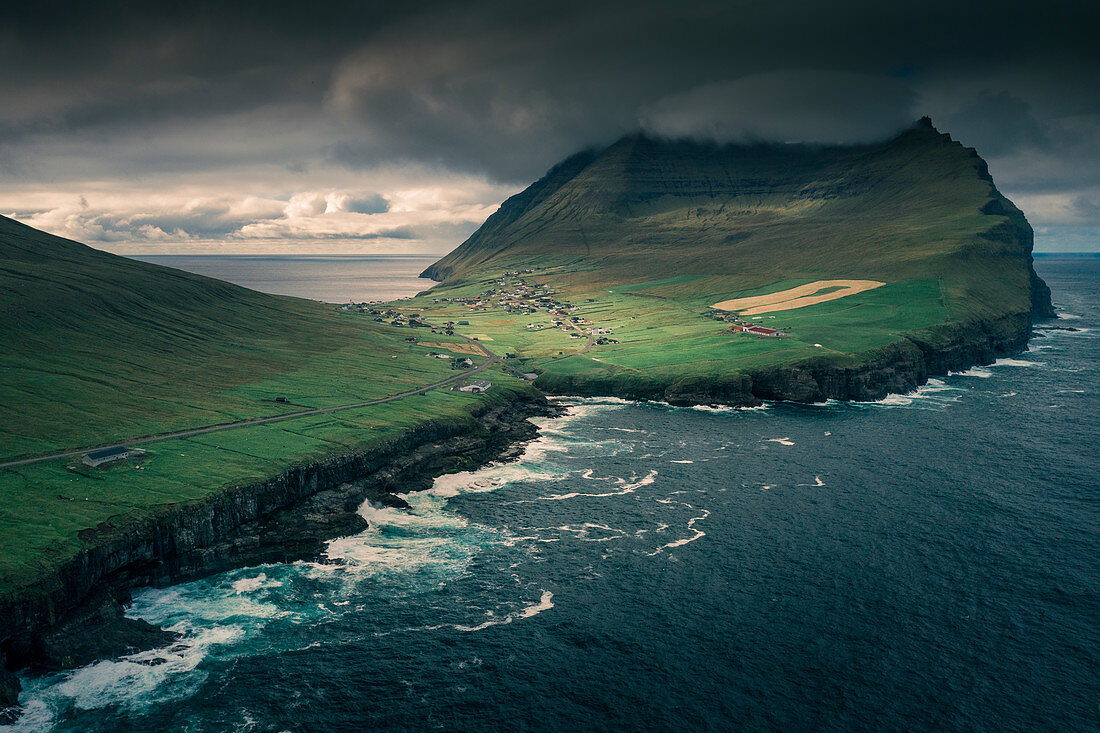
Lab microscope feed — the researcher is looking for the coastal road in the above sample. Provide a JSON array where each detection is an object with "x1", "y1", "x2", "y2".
[{"x1": 0, "y1": 346, "x2": 500, "y2": 470}]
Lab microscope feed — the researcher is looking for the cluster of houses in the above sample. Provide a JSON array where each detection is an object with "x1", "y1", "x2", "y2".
[{"x1": 453, "y1": 274, "x2": 628, "y2": 348}]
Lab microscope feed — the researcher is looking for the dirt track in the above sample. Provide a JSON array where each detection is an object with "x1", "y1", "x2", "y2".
[{"x1": 712, "y1": 279, "x2": 885, "y2": 315}]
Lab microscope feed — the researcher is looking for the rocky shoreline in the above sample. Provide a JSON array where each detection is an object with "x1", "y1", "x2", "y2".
[
  {"x1": 0, "y1": 302, "x2": 1050, "y2": 715},
  {"x1": 534, "y1": 309, "x2": 1048, "y2": 407},
  {"x1": 0, "y1": 392, "x2": 559, "y2": 714}
]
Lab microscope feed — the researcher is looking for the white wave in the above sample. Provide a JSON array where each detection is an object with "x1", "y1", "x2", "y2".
[
  {"x1": 1035, "y1": 325, "x2": 1091, "y2": 337},
  {"x1": 519, "y1": 523, "x2": 628, "y2": 543},
  {"x1": 14, "y1": 624, "x2": 244, "y2": 718},
  {"x1": 853, "y1": 378, "x2": 963, "y2": 408},
  {"x1": 0, "y1": 699, "x2": 55, "y2": 733},
  {"x1": 131, "y1": 581, "x2": 282, "y2": 625},
  {"x1": 670, "y1": 460, "x2": 694, "y2": 464},
  {"x1": 427, "y1": 458, "x2": 567, "y2": 500},
  {"x1": 514, "y1": 470, "x2": 657, "y2": 502},
  {"x1": 231, "y1": 573, "x2": 281, "y2": 595},
  {"x1": 797, "y1": 476, "x2": 825, "y2": 487},
  {"x1": 454, "y1": 590, "x2": 554, "y2": 632},
  {"x1": 647, "y1": 510, "x2": 710, "y2": 556},
  {"x1": 688, "y1": 403, "x2": 769, "y2": 413},
  {"x1": 950, "y1": 366, "x2": 993, "y2": 378},
  {"x1": 991, "y1": 358, "x2": 1044, "y2": 368},
  {"x1": 322, "y1": 495, "x2": 482, "y2": 580},
  {"x1": 766, "y1": 437, "x2": 794, "y2": 446}
]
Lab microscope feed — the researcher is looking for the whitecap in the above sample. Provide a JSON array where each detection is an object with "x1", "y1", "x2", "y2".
[
  {"x1": 670, "y1": 460, "x2": 694, "y2": 464},
  {"x1": 688, "y1": 403, "x2": 768, "y2": 414},
  {"x1": 766, "y1": 437, "x2": 794, "y2": 446},
  {"x1": 950, "y1": 366, "x2": 993, "y2": 378},
  {"x1": 854, "y1": 378, "x2": 963, "y2": 409},
  {"x1": 21, "y1": 624, "x2": 244, "y2": 716},
  {"x1": 513, "y1": 470, "x2": 657, "y2": 503},
  {"x1": 647, "y1": 510, "x2": 710, "y2": 556},
  {"x1": 991, "y1": 358, "x2": 1044, "y2": 368},
  {"x1": 454, "y1": 590, "x2": 554, "y2": 632},
  {"x1": 230, "y1": 573, "x2": 281, "y2": 595}
]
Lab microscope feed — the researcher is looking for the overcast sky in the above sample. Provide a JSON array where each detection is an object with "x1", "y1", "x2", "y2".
[{"x1": 3, "y1": 0, "x2": 1098, "y2": 254}]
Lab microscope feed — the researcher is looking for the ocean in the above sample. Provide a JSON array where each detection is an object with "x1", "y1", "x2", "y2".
[
  {"x1": 4, "y1": 258, "x2": 1097, "y2": 732},
  {"x1": 132, "y1": 255, "x2": 439, "y2": 303}
]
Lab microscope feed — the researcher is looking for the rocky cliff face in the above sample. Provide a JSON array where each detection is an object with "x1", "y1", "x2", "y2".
[
  {"x1": 0, "y1": 394, "x2": 557, "y2": 709},
  {"x1": 535, "y1": 310, "x2": 1042, "y2": 407}
]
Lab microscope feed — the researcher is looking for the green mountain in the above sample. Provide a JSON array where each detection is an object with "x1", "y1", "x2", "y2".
[
  {"x1": 425, "y1": 118, "x2": 1050, "y2": 319},
  {"x1": 412, "y1": 118, "x2": 1052, "y2": 402}
]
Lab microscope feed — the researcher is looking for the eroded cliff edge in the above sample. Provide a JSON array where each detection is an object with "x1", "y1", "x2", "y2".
[
  {"x1": 0, "y1": 392, "x2": 558, "y2": 712},
  {"x1": 534, "y1": 308, "x2": 1050, "y2": 407}
]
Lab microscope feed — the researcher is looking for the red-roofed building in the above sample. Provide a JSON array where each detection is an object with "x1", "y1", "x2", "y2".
[{"x1": 730, "y1": 324, "x2": 788, "y2": 337}]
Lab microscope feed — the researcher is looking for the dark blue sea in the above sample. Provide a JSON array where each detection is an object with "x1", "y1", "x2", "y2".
[
  {"x1": 133, "y1": 255, "x2": 438, "y2": 303},
  {"x1": 5, "y1": 259, "x2": 1097, "y2": 732}
]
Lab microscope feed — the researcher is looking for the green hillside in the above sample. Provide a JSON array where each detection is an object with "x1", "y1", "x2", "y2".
[
  {"x1": 411, "y1": 118, "x2": 1052, "y2": 397},
  {"x1": 0, "y1": 217, "x2": 536, "y2": 594},
  {"x1": 0, "y1": 215, "x2": 476, "y2": 460}
]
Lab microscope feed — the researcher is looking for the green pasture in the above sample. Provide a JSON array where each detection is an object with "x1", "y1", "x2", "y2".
[{"x1": 0, "y1": 373, "x2": 530, "y2": 597}]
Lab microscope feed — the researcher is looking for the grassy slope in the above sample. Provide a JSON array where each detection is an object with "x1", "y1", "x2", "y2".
[
  {"x1": 413, "y1": 121, "x2": 1046, "y2": 388},
  {"x1": 0, "y1": 216, "x2": 527, "y2": 595},
  {"x1": 0, "y1": 216, "x2": 473, "y2": 460}
]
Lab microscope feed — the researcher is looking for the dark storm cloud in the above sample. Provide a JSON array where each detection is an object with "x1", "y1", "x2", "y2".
[
  {"x1": 639, "y1": 71, "x2": 917, "y2": 144},
  {"x1": 3, "y1": 0, "x2": 1099, "y2": 248},
  {"x1": 320, "y1": 0, "x2": 1100, "y2": 182}
]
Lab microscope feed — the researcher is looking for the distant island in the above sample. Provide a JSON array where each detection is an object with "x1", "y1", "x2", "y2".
[{"x1": 0, "y1": 117, "x2": 1052, "y2": 711}]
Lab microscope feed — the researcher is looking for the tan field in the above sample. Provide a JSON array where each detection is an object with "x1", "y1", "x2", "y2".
[{"x1": 712, "y1": 280, "x2": 885, "y2": 315}]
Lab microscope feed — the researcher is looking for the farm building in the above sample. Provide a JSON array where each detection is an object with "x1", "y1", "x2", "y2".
[
  {"x1": 82, "y1": 446, "x2": 146, "y2": 468},
  {"x1": 731, "y1": 324, "x2": 788, "y2": 337}
]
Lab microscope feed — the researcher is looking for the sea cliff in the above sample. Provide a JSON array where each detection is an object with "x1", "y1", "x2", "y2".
[
  {"x1": 0, "y1": 392, "x2": 557, "y2": 711},
  {"x1": 533, "y1": 309, "x2": 1047, "y2": 406}
]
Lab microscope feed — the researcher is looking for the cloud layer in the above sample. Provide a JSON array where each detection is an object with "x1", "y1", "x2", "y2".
[{"x1": 3, "y1": 0, "x2": 1099, "y2": 252}]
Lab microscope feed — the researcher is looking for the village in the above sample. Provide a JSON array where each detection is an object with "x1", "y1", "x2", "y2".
[{"x1": 336, "y1": 273, "x2": 791, "y2": 397}]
